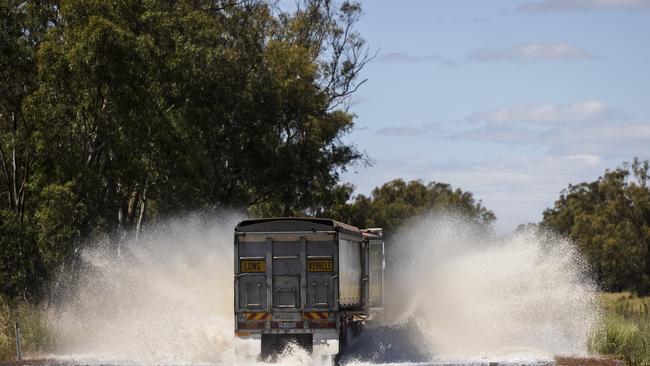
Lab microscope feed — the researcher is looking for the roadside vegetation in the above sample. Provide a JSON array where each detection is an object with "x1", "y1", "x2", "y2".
[
  {"x1": 0, "y1": 298, "x2": 55, "y2": 360},
  {"x1": 591, "y1": 293, "x2": 650, "y2": 366},
  {"x1": 542, "y1": 159, "x2": 650, "y2": 295}
]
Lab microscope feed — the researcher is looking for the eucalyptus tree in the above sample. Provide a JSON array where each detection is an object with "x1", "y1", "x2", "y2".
[
  {"x1": 542, "y1": 158, "x2": 650, "y2": 294},
  {"x1": 324, "y1": 179, "x2": 496, "y2": 237},
  {"x1": 0, "y1": 0, "x2": 370, "y2": 300}
]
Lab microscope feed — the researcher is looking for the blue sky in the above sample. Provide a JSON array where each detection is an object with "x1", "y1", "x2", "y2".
[{"x1": 339, "y1": 0, "x2": 650, "y2": 232}]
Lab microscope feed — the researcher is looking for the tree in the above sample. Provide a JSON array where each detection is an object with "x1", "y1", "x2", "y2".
[
  {"x1": 542, "y1": 158, "x2": 650, "y2": 294},
  {"x1": 0, "y1": 0, "x2": 370, "y2": 300},
  {"x1": 325, "y1": 179, "x2": 496, "y2": 237},
  {"x1": 0, "y1": 0, "x2": 58, "y2": 300}
]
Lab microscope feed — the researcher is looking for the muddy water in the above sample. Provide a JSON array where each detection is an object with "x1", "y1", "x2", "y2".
[{"x1": 43, "y1": 213, "x2": 599, "y2": 365}]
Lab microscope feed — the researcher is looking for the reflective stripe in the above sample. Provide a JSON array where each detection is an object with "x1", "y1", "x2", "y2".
[
  {"x1": 244, "y1": 312, "x2": 271, "y2": 320},
  {"x1": 303, "y1": 312, "x2": 328, "y2": 320}
]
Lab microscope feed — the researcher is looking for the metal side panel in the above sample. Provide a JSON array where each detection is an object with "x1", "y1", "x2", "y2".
[
  {"x1": 368, "y1": 240, "x2": 385, "y2": 308},
  {"x1": 236, "y1": 239, "x2": 269, "y2": 311},
  {"x1": 272, "y1": 239, "x2": 302, "y2": 310},
  {"x1": 307, "y1": 274, "x2": 334, "y2": 308},
  {"x1": 273, "y1": 276, "x2": 300, "y2": 308},
  {"x1": 306, "y1": 238, "x2": 337, "y2": 311},
  {"x1": 362, "y1": 240, "x2": 370, "y2": 311},
  {"x1": 266, "y1": 237, "x2": 273, "y2": 312},
  {"x1": 239, "y1": 275, "x2": 267, "y2": 309},
  {"x1": 338, "y1": 237, "x2": 362, "y2": 308}
]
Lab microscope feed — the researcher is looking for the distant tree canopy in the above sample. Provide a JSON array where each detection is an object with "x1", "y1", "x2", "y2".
[
  {"x1": 542, "y1": 158, "x2": 650, "y2": 295},
  {"x1": 0, "y1": 0, "x2": 369, "y2": 300},
  {"x1": 324, "y1": 179, "x2": 496, "y2": 236}
]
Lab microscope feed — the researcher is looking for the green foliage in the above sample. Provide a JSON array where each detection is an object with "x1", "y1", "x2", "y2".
[
  {"x1": 591, "y1": 293, "x2": 650, "y2": 366},
  {"x1": 0, "y1": 212, "x2": 44, "y2": 300},
  {"x1": 34, "y1": 183, "x2": 85, "y2": 271},
  {"x1": 542, "y1": 158, "x2": 650, "y2": 294},
  {"x1": 0, "y1": 0, "x2": 369, "y2": 300},
  {"x1": 0, "y1": 298, "x2": 56, "y2": 360},
  {"x1": 325, "y1": 179, "x2": 496, "y2": 236}
]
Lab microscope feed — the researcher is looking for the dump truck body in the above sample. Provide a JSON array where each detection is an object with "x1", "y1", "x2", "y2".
[{"x1": 233, "y1": 218, "x2": 384, "y2": 357}]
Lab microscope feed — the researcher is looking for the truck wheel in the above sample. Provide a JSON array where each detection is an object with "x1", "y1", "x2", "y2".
[{"x1": 351, "y1": 321, "x2": 364, "y2": 337}]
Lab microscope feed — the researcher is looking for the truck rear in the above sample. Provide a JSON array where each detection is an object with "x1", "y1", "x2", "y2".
[{"x1": 233, "y1": 218, "x2": 384, "y2": 359}]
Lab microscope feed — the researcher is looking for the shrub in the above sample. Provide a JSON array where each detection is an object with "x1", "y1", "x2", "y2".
[
  {"x1": 0, "y1": 298, "x2": 56, "y2": 361},
  {"x1": 591, "y1": 293, "x2": 650, "y2": 366}
]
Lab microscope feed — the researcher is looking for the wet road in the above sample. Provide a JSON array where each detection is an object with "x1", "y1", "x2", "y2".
[{"x1": 4, "y1": 327, "x2": 614, "y2": 366}]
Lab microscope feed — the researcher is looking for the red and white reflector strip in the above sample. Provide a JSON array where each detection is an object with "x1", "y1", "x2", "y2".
[
  {"x1": 244, "y1": 312, "x2": 271, "y2": 320},
  {"x1": 303, "y1": 311, "x2": 329, "y2": 320}
]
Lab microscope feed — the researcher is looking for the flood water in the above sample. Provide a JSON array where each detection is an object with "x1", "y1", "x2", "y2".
[{"x1": 41, "y1": 213, "x2": 600, "y2": 366}]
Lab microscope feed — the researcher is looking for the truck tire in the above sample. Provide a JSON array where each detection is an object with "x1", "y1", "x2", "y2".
[
  {"x1": 351, "y1": 321, "x2": 364, "y2": 337},
  {"x1": 339, "y1": 318, "x2": 348, "y2": 349}
]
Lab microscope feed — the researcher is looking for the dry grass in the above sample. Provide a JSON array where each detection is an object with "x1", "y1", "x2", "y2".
[
  {"x1": 590, "y1": 293, "x2": 650, "y2": 366},
  {"x1": 0, "y1": 299, "x2": 55, "y2": 362},
  {"x1": 0, "y1": 359, "x2": 65, "y2": 366},
  {"x1": 556, "y1": 356, "x2": 625, "y2": 366}
]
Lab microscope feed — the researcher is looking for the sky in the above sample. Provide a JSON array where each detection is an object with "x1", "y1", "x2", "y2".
[{"x1": 339, "y1": 0, "x2": 650, "y2": 233}]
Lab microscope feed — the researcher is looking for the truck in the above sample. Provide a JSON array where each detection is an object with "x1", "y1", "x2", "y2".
[{"x1": 233, "y1": 218, "x2": 384, "y2": 359}]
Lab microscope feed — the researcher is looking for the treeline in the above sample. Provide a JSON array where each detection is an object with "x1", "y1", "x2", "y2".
[
  {"x1": 1, "y1": 0, "x2": 374, "y2": 301},
  {"x1": 325, "y1": 179, "x2": 495, "y2": 235},
  {"x1": 541, "y1": 158, "x2": 650, "y2": 295},
  {"x1": 0, "y1": 0, "x2": 494, "y2": 303}
]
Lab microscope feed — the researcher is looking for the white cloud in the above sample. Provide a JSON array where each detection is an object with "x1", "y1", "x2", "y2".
[
  {"x1": 561, "y1": 123, "x2": 650, "y2": 140},
  {"x1": 550, "y1": 123, "x2": 650, "y2": 157},
  {"x1": 468, "y1": 43, "x2": 592, "y2": 62},
  {"x1": 564, "y1": 154, "x2": 603, "y2": 166},
  {"x1": 455, "y1": 121, "x2": 650, "y2": 159},
  {"x1": 374, "y1": 122, "x2": 446, "y2": 137},
  {"x1": 468, "y1": 100, "x2": 613, "y2": 124},
  {"x1": 342, "y1": 155, "x2": 611, "y2": 233},
  {"x1": 518, "y1": 0, "x2": 650, "y2": 12},
  {"x1": 460, "y1": 125, "x2": 539, "y2": 143},
  {"x1": 373, "y1": 101, "x2": 645, "y2": 158},
  {"x1": 376, "y1": 52, "x2": 458, "y2": 66},
  {"x1": 375, "y1": 101, "x2": 643, "y2": 159},
  {"x1": 377, "y1": 52, "x2": 441, "y2": 63}
]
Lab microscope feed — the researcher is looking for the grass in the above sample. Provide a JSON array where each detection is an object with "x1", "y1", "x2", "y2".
[
  {"x1": 556, "y1": 356, "x2": 624, "y2": 366},
  {"x1": 590, "y1": 292, "x2": 650, "y2": 366},
  {"x1": 0, "y1": 298, "x2": 56, "y2": 361}
]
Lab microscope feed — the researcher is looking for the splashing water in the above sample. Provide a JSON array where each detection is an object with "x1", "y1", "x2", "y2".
[
  {"x1": 47, "y1": 212, "x2": 601, "y2": 365},
  {"x1": 49, "y1": 214, "x2": 243, "y2": 364},
  {"x1": 382, "y1": 213, "x2": 601, "y2": 360},
  {"x1": 49, "y1": 214, "x2": 340, "y2": 365}
]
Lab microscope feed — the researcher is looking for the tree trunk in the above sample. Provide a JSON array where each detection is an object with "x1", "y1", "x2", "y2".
[{"x1": 136, "y1": 182, "x2": 147, "y2": 240}]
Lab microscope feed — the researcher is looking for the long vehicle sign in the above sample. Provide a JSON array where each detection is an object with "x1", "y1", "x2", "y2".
[
  {"x1": 307, "y1": 259, "x2": 333, "y2": 272},
  {"x1": 240, "y1": 259, "x2": 266, "y2": 272}
]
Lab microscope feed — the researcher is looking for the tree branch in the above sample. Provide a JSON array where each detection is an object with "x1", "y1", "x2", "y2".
[{"x1": 0, "y1": 144, "x2": 13, "y2": 207}]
